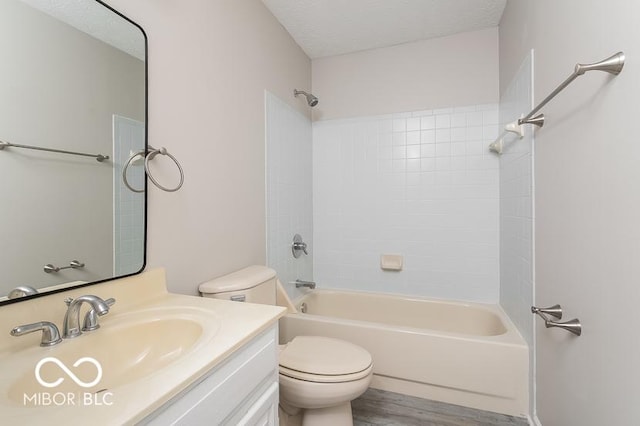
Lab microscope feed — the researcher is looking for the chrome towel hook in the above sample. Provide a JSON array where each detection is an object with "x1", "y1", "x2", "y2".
[
  {"x1": 122, "y1": 145, "x2": 184, "y2": 193},
  {"x1": 532, "y1": 304, "x2": 582, "y2": 336}
]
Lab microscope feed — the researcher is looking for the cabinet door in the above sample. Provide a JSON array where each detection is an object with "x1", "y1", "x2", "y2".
[
  {"x1": 236, "y1": 382, "x2": 278, "y2": 426},
  {"x1": 143, "y1": 327, "x2": 277, "y2": 425}
]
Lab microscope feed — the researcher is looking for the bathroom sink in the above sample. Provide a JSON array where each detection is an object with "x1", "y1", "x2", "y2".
[
  {"x1": 4, "y1": 306, "x2": 219, "y2": 405},
  {"x1": 0, "y1": 269, "x2": 285, "y2": 426}
]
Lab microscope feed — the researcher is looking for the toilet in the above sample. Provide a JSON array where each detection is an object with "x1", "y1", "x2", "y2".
[{"x1": 199, "y1": 266, "x2": 373, "y2": 426}]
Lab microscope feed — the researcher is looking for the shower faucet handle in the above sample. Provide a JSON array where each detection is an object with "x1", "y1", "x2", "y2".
[
  {"x1": 294, "y1": 241, "x2": 308, "y2": 254},
  {"x1": 292, "y1": 234, "x2": 308, "y2": 258}
]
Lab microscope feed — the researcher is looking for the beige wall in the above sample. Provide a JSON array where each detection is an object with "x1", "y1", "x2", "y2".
[
  {"x1": 500, "y1": 1, "x2": 640, "y2": 424},
  {"x1": 103, "y1": 0, "x2": 311, "y2": 295},
  {"x1": 311, "y1": 28, "x2": 499, "y2": 121}
]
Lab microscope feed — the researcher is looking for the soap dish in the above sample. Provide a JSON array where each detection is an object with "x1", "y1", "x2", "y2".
[{"x1": 380, "y1": 254, "x2": 403, "y2": 271}]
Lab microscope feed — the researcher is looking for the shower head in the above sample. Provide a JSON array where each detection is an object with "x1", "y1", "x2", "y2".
[{"x1": 294, "y1": 89, "x2": 319, "y2": 107}]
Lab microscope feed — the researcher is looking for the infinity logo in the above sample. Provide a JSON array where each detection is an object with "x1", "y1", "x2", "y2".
[{"x1": 35, "y1": 357, "x2": 103, "y2": 388}]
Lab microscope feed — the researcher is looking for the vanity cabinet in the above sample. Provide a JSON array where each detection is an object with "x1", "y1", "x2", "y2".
[{"x1": 143, "y1": 325, "x2": 279, "y2": 425}]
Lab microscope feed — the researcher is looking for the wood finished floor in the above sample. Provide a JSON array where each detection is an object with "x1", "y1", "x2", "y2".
[{"x1": 352, "y1": 389, "x2": 529, "y2": 426}]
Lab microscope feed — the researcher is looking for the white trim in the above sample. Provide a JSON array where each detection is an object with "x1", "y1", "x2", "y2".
[{"x1": 528, "y1": 413, "x2": 543, "y2": 426}]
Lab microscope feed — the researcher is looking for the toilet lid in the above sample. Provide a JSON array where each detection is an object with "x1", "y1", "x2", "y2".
[{"x1": 279, "y1": 336, "x2": 372, "y2": 376}]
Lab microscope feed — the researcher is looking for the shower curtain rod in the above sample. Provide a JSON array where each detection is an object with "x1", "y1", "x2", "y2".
[
  {"x1": 489, "y1": 51, "x2": 625, "y2": 155},
  {"x1": 519, "y1": 51, "x2": 625, "y2": 127},
  {"x1": 0, "y1": 139, "x2": 109, "y2": 162}
]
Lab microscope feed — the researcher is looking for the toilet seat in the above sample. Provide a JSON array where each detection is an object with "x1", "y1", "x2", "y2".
[
  {"x1": 279, "y1": 364, "x2": 373, "y2": 383},
  {"x1": 279, "y1": 336, "x2": 373, "y2": 383}
]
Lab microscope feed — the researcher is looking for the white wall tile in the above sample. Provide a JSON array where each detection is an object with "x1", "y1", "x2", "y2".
[
  {"x1": 407, "y1": 159, "x2": 421, "y2": 172},
  {"x1": 466, "y1": 111, "x2": 484, "y2": 126},
  {"x1": 420, "y1": 116, "x2": 436, "y2": 130},
  {"x1": 466, "y1": 126, "x2": 483, "y2": 140},
  {"x1": 435, "y1": 143, "x2": 451, "y2": 157},
  {"x1": 451, "y1": 127, "x2": 466, "y2": 142},
  {"x1": 406, "y1": 131, "x2": 420, "y2": 145},
  {"x1": 421, "y1": 158, "x2": 436, "y2": 171},
  {"x1": 406, "y1": 145, "x2": 421, "y2": 159},
  {"x1": 498, "y1": 53, "x2": 534, "y2": 348},
  {"x1": 393, "y1": 118, "x2": 406, "y2": 132},
  {"x1": 435, "y1": 114, "x2": 451, "y2": 129},
  {"x1": 378, "y1": 119, "x2": 393, "y2": 133},
  {"x1": 420, "y1": 144, "x2": 436, "y2": 158},
  {"x1": 113, "y1": 116, "x2": 145, "y2": 276},
  {"x1": 392, "y1": 133, "x2": 406, "y2": 146},
  {"x1": 313, "y1": 103, "x2": 500, "y2": 302},
  {"x1": 435, "y1": 129, "x2": 451, "y2": 142},
  {"x1": 392, "y1": 146, "x2": 406, "y2": 159},
  {"x1": 451, "y1": 142, "x2": 466, "y2": 157},
  {"x1": 483, "y1": 109, "x2": 499, "y2": 125},
  {"x1": 420, "y1": 130, "x2": 436, "y2": 144},
  {"x1": 406, "y1": 117, "x2": 421, "y2": 132},
  {"x1": 266, "y1": 93, "x2": 313, "y2": 300}
]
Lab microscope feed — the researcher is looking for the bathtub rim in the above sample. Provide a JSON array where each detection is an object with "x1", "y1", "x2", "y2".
[{"x1": 290, "y1": 288, "x2": 527, "y2": 345}]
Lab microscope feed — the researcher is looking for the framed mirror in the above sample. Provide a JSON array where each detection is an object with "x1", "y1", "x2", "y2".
[{"x1": 0, "y1": 0, "x2": 147, "y2": 305}]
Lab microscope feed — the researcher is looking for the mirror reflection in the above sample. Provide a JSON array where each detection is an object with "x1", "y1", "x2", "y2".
[{"x1": 0, "y1": 0, "x2": 147, "y2": 303}]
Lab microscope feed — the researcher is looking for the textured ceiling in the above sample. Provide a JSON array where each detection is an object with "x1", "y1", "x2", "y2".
[
  {"x1": 262, "y1": 0, "x2": 506, "y2": 59},
  {"x1": 20, "y1": 0, "x2": 145, "y2": 60}
]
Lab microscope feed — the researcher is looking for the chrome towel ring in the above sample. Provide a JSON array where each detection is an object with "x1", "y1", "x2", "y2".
[
  {"x1": 145, "y1": 147, "x2": 184, "y2": 192},
  {"x1": 122, "y1": 150, "x2": 145, "y2": 193},
  {"x1": 122, "y1": 146, "x2": 184, "y2": 193}
]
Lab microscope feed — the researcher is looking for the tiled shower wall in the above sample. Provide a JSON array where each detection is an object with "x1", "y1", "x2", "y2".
[
  {"x1": 113, "y1": 115, "x2": 145, "y2": 276},
  {"x1": 313, "y1": 104, "x2": 501, "y2": 302},
  {"x1": 498, "y1": 52, "x2": 534, "y2": 346},
  {"x1": 498, "y1": 52, "x2": 535, "y2": 414},
  {"x1": 265, "y1": 92, "x2": 313, "y2": 300}
]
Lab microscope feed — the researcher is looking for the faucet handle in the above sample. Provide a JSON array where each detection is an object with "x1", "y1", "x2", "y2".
[
  {"x1": 299, "y1": 243, "x2": 308, "y2": 255},
  {"x1": 10, "y1": 321, "x2": 62, "y2": 347},
  {"x1": 292, "y1": 234, "x2": 309, "y2": 258},
  {"x1": 82, "y1": 298, "x2": 116, "y2": 332}
]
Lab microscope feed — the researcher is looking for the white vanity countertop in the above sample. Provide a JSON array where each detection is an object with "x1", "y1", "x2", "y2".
[{"x1": 0, "y1": 268, "x2": 286, "y2": 425}]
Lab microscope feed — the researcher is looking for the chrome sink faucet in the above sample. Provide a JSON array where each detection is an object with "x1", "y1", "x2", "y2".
[
  {"x1": 83, "y1": 298, "x2": 116, "y2": 331},
  {"x1": 63, "y1": 295, "x2": 110, "y2": 339}
]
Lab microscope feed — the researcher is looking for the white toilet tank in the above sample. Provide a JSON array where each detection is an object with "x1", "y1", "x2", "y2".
[{"x1": 199, "y1": 265, "x2": 277, "y2": 304}]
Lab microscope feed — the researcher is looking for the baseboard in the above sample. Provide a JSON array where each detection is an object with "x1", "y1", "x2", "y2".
[{"x1": 527, "y1": 413, "x2": 543, "y2": 426}]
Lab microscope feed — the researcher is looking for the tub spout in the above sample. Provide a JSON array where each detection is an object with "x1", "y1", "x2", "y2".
[{"x1": 293, "y1": 279, "x2": 316, "y2": 290}]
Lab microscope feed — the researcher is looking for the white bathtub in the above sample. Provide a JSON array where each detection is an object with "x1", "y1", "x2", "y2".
[{"x1": 279, "y1": 289, "x2": 528, "y2": 417}]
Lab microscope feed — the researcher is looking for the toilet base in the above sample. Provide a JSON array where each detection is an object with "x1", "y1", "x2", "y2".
[
  {"x1": 279, "y1": 402, "x2": 353, "y2": 426},
  {"x1": 302, "y1": 402, "x2": 353, "y2": 426},
  {"x1": 279, "y1": 404, "x2": 302, "y2": 426}
]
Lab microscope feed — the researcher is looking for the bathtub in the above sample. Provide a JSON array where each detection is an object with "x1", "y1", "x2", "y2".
[{"x1": 279, "y1": 289, "x2": 528, "y2": 417}]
